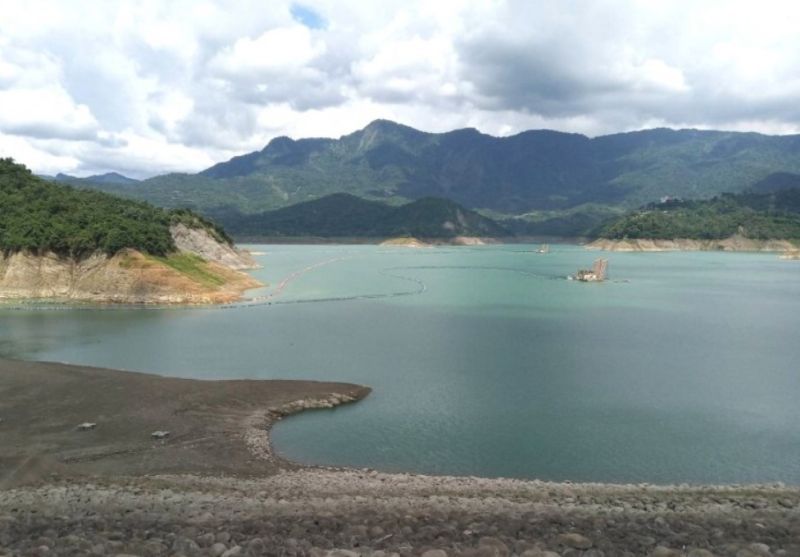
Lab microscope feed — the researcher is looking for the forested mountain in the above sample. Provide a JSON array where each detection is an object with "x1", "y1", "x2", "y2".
[
  {"x1": 214, "y1": 193, "x2": 509, "y2": 239},
  {"x1": 0, "y1": 159, "x2": 226, "y2": 257},
  {"x1": 65, "y1": 120, "x2": 800, "y2": 216},
  {"x1": 596, "y1": 188, "x2": 800, "y2": 240}
]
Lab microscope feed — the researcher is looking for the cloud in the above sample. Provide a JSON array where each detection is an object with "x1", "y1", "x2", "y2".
[
  {"x1": 0, "y1": 88, "x2": 100, "y2": 141},
  {"x1": 2, "y1": 0, "x2": 800, "y2": 177},
  {"x1": 210, "y1": 26, "x2": 324, "y2": 75}
]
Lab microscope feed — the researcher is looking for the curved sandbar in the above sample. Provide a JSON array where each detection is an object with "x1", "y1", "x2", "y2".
[{"x1": 1, "y1": 359, "x2": 798, "y2": 556}]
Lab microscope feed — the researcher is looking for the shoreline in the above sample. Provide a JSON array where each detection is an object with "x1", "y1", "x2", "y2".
[
  {"x1": 587, "y1": 237, "x2": 800, "y2": 253},
  {"x1": 1, "y1": 359, "x2": 799, "y2": 555}
]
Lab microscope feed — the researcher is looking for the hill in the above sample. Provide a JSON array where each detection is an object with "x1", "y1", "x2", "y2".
[
  {"x1": 67, "y1": 120, "x2": 800, "y2": 217},
  {"x1": 55, "y1": 172, "x2": 140, "y2": 186},
  {"x1": 0, "y1": 159, "x2": 258, "y2": 303},
  {"x1": 212, "y1": 193, "x2": 509, "y2": 239},
  {"x1": 593, "y1": 188, "x2": 800, "y2": 248}
]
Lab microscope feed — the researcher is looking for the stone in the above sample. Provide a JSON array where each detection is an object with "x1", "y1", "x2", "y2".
[
  {"x1": 651, "y1": 547, "x2": 682, "y2": 557},
  {"x1": 478, "y1": 537, "x2": 510, "y2": 557},
  {"x1": 247, "y1": 538, "x2": 266, "y2": 553},
  {"x1": 196, "y1": 533, "x2": 215, "y2": 548},
  {"x1": 688, "y1": 550, "x2": 717, "y2": 557},
  {"x1": 747, "y1": 543, "x2": 772, "y2": 556},
  {"x1": 210, "y1": 543, "x2": 228, "y2": 557},
  {"x1": 520, "y1": 550, "x2": 546, "y2": 557},
  {"x1": 327, "y1": 551, "x2": 361, "y2": 557},
  {"x1": 221, "y1": 546, "x2": 243, "y2": 557},
  {"x1": 558, "y1": 533, "x2": 592, "y2": 550},
  {"x1": 421, "y1": 551, "x2": 448, "y2": 557}
]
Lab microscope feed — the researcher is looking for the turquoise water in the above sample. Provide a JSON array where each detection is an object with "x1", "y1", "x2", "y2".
[{"x1": 2, "y1": 244, "x2": 799, "y2": 484}]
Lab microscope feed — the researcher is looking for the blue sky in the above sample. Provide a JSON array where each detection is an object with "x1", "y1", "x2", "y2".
[{"x1": 291, "y1": 3, "x2": 326, "y2": 29}]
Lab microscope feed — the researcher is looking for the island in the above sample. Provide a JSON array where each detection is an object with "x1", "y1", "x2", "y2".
[{"x1": 0, "y1": 159, "x2": 260, "y2": 304}]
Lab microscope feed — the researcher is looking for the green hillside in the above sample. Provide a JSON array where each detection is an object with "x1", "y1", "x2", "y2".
[
  {"x1": 596, "y1": 189, "x2": 800, "y2": 240},
  {"x1": 213, "y1": 193, "x2": 509, "y2": 239},
  {"x1": 69, "y1": 121, "x2": 800, "y2": 217},
  {"x1": 0, "y1": 158, "x2": 228, "y2": 258}
]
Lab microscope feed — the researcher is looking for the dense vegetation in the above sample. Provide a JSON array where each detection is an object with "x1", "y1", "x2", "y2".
[
  {"x1": 212, "y1": 193, "x2": 509, "y2": 239},
  {"x1": 596, "y1": 189, "x2": 800, "y2": 240},
  {"x1": 69, "y1": 120, "x2": 800, "y2": 219},
  {"x1": 0, "y1": 159, "x2": 227, "y2": 257}
]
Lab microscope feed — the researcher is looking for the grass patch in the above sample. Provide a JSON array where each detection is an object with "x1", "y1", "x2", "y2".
[{"x1": 149, "y1": 253, "x2": 227, "y2": 288}]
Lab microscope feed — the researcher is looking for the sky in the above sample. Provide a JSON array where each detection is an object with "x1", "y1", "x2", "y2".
[{"x1": 2, "y1": 0, "x2": 800, "y2": 178}]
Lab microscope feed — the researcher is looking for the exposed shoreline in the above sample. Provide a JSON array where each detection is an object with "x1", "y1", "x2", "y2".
[
  {"x1": 0, "y1": 226, "x2": 263, "y2": 306},
  {"x1": 1, "y1": 360, "x2": 799, "y2": 555},
  {"x1": 587, "y1": 237, "x2": 800, "y2": 253}
]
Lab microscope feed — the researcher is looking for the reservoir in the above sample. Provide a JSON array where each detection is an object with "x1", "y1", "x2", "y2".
[{"x1": 2, "y1": 244, "x2": 799, "y2": 484}]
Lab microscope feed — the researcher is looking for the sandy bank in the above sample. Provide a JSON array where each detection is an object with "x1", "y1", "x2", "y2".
[
  {"x1": 587, "y1": 237, "x2": 799, "y2": 252},
  {"x1": 0, "y1": 360, "x2": 798, "y2": 556},
  {"x1": 380, "y1": 237, "x2": 431, "y2": 248}
]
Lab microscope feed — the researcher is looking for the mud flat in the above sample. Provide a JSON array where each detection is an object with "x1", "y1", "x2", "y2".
[{"x1": 1, "y1": 359, "x2": 798, "y2": 556}]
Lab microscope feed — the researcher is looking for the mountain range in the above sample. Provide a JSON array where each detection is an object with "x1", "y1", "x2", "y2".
[
  {"x1": 62, "y1": 120, "x2": 800, "y2": 219},
  {"x1": 213, "y1": 193, "x2": 508, "y2": 239}
]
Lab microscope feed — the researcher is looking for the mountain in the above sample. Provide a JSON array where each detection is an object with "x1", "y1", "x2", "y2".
[
  {"x1": 73, "y1": 120, "x2": 800, "y2": 217},
  {"x1": 212, "y1": 193, "x2": 509, "y2": 239},
  {"x1": 0, "y1": 158, "x2": 258, "y2": 304},
  {"x1": 55, "y1": 171, "x2": 140, "y2": 186},
  {"x1": 750, "y1": 172, "x2": 800, "y2": 193},
  {"x1": 595, "y1": 188, "x2": 800, "y2": 241}
]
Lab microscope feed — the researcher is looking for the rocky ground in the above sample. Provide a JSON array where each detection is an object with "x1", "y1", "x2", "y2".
[
  {"x1": 1, "y1": 471, "x2": 798, "y2": 557},
  {"x1": 1, "y1": 360, "x2": 798, "y2": 556}
]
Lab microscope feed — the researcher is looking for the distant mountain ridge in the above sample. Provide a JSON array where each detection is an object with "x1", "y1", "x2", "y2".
[
  {"x1": 213, "y1": 193, "x2": 508, "y2": 239},
  {"x1": 61, "y1": 120, "x2": 800, "y2": 217},
  {"x1": 53, "y1": 172, "x2": 140, "y2": 186}
]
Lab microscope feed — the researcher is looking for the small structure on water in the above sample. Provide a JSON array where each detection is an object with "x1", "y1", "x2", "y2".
[{"x1": 571, "y1": 258, "x2": 608, "y2": 282}]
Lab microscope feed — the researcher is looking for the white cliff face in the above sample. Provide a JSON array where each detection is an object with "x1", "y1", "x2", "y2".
[{"x1": 170, "y1": 224, "x2": 259, "y2": 270}]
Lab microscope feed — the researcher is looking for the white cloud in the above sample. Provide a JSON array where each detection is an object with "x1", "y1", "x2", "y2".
[
  {"x1": 0, "y1": 88, "x2": 99, "y2": 140},
  {"x1": 210, "y1": 25, "x2": 324, "y2": 75},
  {"x1": 1, "y1": 0, "x2": 800, "y2": 177}
]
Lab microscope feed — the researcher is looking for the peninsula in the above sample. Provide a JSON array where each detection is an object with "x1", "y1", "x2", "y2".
[
  {"x1": 590, "y1": 189, "x2": 800, "y2": 252},
  {"x1": 0, "y1": 159, "x2": 260, "y2": 304}
]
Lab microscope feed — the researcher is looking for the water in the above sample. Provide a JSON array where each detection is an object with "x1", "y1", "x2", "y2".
[{"x1": 2, "y1": 244, "x2": 799, "y2": 484}]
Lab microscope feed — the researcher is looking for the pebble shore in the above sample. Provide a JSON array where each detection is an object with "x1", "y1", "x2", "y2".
[{"x1": 1, "y1": 470, "x2": 798, "y2": 556}]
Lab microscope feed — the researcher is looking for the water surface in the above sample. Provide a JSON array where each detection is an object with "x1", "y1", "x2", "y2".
[{"x1": 2, "y1": 244, "x2": 799, "y2": 484}]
